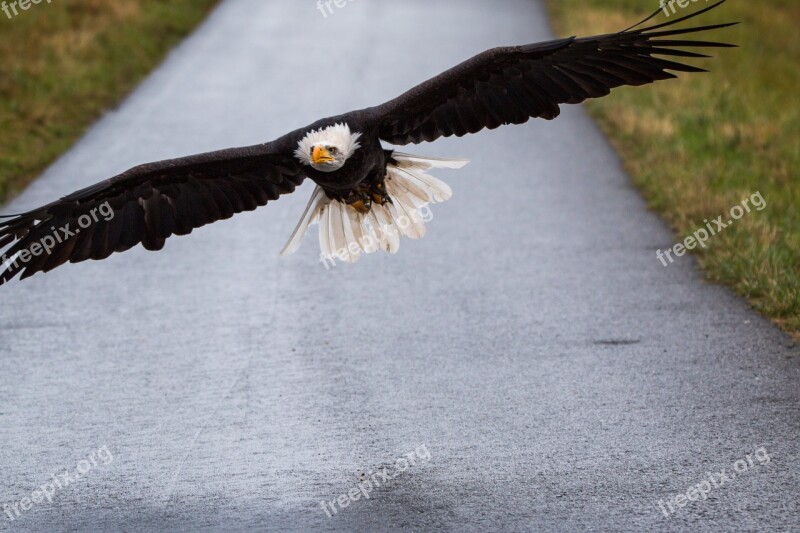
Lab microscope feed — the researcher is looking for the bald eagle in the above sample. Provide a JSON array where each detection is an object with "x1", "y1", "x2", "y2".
[{"x1": 0, "y1": 1, "x2": 735, "y2": 285}]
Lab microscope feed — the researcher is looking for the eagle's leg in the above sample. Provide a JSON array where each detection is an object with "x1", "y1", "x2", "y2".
[
  {"x1": 345, "y1": 179, "x2": 391, "y2": 214},
  {"x1": 369, "y1": 180, "x2": 392, "y2": 207},
  {"x1": 344, "y1": 193, "x2": 371, "y2": 214}
]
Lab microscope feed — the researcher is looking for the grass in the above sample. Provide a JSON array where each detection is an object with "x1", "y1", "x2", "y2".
[
  {"x1": 0, "y1": 0, "x2": 218, "y2": 202},
  {"x1": 546, "y1": 0, "x2": 800, "y2": 340}
]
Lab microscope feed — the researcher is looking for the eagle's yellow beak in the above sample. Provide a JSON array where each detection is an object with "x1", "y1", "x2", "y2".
[{"x1": 312, "y1": 145, "x2": 335, "y2": 165}]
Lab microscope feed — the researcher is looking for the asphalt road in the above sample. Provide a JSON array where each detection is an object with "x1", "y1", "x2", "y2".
[{"x1": 1, "y1": 0, "x2": 798, "y2": 531}]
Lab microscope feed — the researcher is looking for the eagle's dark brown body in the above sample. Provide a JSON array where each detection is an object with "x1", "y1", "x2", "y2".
[{"x1": 299, "y1": 113, "x2": 388, "y2": 195}]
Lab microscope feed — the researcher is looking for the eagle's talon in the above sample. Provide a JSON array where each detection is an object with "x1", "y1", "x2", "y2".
[{"x1": 347, "y1": 197, "x2": 371, "y2": 214}]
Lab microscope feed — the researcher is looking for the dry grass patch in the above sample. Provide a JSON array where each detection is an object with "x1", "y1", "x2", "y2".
[{"x1": 0, "y1": 0, "x2": 218, "y2": 202}]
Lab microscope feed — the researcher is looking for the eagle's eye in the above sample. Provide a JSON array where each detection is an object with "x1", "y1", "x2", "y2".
[{"x1": 328, "y1": 147, "x2": 338, "y2": 154}]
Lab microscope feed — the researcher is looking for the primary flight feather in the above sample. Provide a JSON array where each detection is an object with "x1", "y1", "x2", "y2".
[{"x1": 0, "y1": 1, "x2": 736, "y2": 285}]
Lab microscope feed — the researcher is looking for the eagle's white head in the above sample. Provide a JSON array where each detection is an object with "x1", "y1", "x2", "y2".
[{"x1": 294, "y1": 122, "x2": 362, "y2": 172}]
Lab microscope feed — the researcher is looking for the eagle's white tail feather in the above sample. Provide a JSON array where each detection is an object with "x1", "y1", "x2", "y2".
[
  {"x1": 345, "y1": 208, "x2": 370, "y2": 255},
  {"x1": 280, "y1": 152, "x2": 469, "y2": 263},
  {"x1": 329, "y1": 203, "x2": 348, "y2": 262},
  {"x1": 341, "y1": 209, "x2": 362, "y2": 262},
  {"x1": 385, "y1": 184, "x2": 426, "y2": 240},
  {"x1": 389, "y1": 171, "x2": 430, "y2": 205},
  {"x1": 365, "y1": 210, "x2": 385, "y2": 251},
  {"x1": 280, "y1": 186, "x2": 328, "y2": 256},
  {"x1": 317, "y1": 202, "x2": 332, "y2": 259},
  {"x1": 371, "y1": 204, "x2": 399, "y2": 253},
  {"x1": 390, "y1": 164, "x2": 453, "y2": 203},
  {"x1": 391, "y1": 151, "x2": 470, "y2": 170}
]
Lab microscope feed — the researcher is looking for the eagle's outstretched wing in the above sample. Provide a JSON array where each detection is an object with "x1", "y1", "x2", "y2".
[
  {"x1": 0, "y1": 137, "x2": 303, "y2": 285},
  {"x1": 370, "y1": 0, "x2": 736, "y2": 145},
  {"x1": 0, "y1": 1, "x2": 736, "y2": 285}
]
